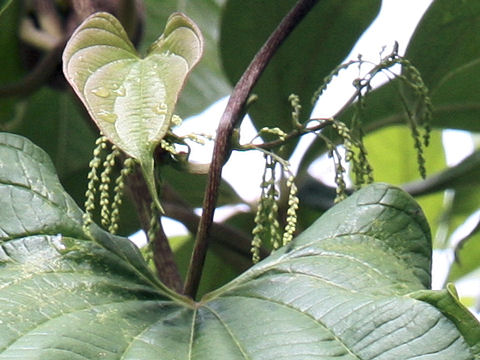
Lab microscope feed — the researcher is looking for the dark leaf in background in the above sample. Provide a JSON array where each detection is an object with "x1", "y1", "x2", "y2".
[{"x1": 221, "y1": 0, "x2": 381, "y2": 154}]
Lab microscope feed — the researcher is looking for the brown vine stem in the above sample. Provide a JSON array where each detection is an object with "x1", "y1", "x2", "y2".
[
  {"x1": 183, "y1": 0, "x2": 320, "y2": 299},
  {"x1": 126, "y1": 166, "x2": 183, "y2": 293},
  {"x1": 0, "y1": 37, "x2": 67, "y2": 98}
]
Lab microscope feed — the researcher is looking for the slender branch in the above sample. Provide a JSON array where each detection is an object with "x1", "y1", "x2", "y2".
[
  {"x1": 0, "y1": 36, "x2": 67, "y2": 98},
  {"x1": 333, "y1": 46, "x2": 403, "y2": 119},
  {"x1": 238, "y1": 119, "x2": 331, "y2": 151},
  {"x1": 163, "y1": 202, "x2": 267, "y2": 270},
  {"x1": 161, "y1": 184, "x2": 269, "y2": 263},
  {"x1": 183, "y1": 0, "x2": 320, "y2": 299},
  {"x1": 150, "y1": 222, "x2": 183, "y2": 293},
  {"x1": 126, "y1": 167, "x2": 183, "y2": 292}
]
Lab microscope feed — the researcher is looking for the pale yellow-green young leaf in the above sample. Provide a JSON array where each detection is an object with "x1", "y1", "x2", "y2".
[{"x1": 62, "y1": 12, "x2": 203, "y2": 211}]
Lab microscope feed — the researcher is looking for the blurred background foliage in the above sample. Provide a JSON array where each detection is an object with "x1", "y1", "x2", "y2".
[{"x1": 0, "y1": 0, "x2": 479, "y2": 307}]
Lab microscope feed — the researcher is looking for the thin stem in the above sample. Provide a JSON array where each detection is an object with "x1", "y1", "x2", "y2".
[
  {"x1": 238, "y1": 119, "x2": 331, "y2": 151},
  {"x1": 333, "y1": 46, "x2": 402, "y2": 119},
  {"x1": 161, "y1": 184, "x2": 269, "y2": 263},
  {"x1": 126, "y1": 166, "x2": 183, "y2": 292},
  {"x1": 183, "y1": 0, "x2": 320, "y2": 299},
  {"x1": 151, "y1": 219, "x2": 184, "y2": 293},
  {"x1": 0, "y1": 36, "x2": 67, "y2": 98}
]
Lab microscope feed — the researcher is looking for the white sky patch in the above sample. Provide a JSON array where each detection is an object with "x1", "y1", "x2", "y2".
[
  {"x1": 173, "y1": 96, "x2": 228, "y2": 163},
  {"x1": 129, "y1": 216, "x2": 190, "y2": 247},
  {"x1": 442, "y1": 130, "x2": 474, "y2": 166},
  {"x1": 431, "y1": 249, "x2": 454, "y2": 290},
  {"x1": 222, "y1": 117, "x2": 266, "y2": 203},
  {"x1": 456, "y1": 276, "x2": 480, "y2": 320},
  {"x1": 311, "y1": 0, "x2": 434, "y2": 120}
]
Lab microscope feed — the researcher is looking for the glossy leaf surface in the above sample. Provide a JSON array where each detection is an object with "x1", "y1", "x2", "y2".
[
  {"x1": 363, "y1": 126, "x2": 446, "y2": 241},
  {"x1": 0, "y1": 133, "x2": 478, "y2": 359},
  {"x1": 63, "y1": 12, "x2": 203, "y2": 210}
]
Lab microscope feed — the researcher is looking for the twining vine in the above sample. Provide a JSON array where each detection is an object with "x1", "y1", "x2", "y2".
[
  {"x1": 183, "y1": 0, "x2": 321, "y2": 298},
  {"x1": 77, "y1": 0, "x2": 433, "y2": 300},
  {"x1": 236, "y1": 43, "x2": 432, "y2": 264}
]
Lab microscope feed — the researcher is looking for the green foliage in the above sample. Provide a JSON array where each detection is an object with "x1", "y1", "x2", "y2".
[
  {"x1": 0, "y1": 0, "x2": 479, "y2": 357},
  {"x1": 0, "y1": 2, "x2": 227, "y2": 236},
  {"x1": 304, "y1": 46, "x2": 433, "y2": 182},
  {"x1": 63, "y1": 12, "x2": 204, "y2": 213},
  {"x1": 0, "y1": 134, "x2": 477, "y2": 358},
  {"x1": 221, "y1": 0, "x2": 381, "y2": 153},
  {"x1": 83, "y1": 133, "x2": 136, "y2": 236},
  {"x1": 331, "y1": 0, "x2": 480, "y2": 134},
  {"x1": 0, "y1": 0, "x2": 13, "y2": 16},
  {"x1": 289, "y1": 0, "x2": 480, "y2": 291}
]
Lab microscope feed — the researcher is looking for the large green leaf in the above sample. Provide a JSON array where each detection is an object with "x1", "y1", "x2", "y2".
[
  {"x1": 0, "y1": 132, "x2": 162, "y2": 287},
  {"x1": 63, "y1": 12, "x2": 203, "y2": 212},
  {"x1": 363, "y1": 126, "x2": 446, "y2": 241},
  {"x1": 0, "y1": 133, "x2": 478, "y2": 359},
  {"x1": 405, "y1": 0, "x2": 480, "y2": 93},
  {"x1": 220, "y1": 0, "x2": 381, "y2": 152}
]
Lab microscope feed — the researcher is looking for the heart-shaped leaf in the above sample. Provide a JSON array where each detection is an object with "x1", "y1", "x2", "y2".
[
  {"x1": 62, "y1": 12, "x2": 203, "y2": 211},
  {"x1": 0, "y1": 133, "x2": 478, "y2": 359}
]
